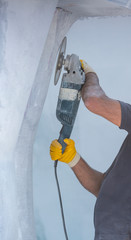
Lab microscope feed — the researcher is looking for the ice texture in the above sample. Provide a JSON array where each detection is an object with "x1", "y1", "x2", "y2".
[
  {"x1": 0, "y1": 0, "x2": 78, "y2": 239},
  {"x1": 107, "y1": 0, "x2": 131, "y2": 9}
]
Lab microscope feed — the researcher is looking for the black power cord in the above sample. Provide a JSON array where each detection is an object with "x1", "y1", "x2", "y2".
[{"x1": 54, "y1": 160, "x2": 69, "y2": 240}]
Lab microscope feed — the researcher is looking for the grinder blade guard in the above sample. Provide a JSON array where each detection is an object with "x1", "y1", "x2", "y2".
[{"x1": 54, "y1": 37, "x2": 85, "y2": 151}]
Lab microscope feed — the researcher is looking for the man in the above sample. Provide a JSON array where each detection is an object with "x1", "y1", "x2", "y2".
[{"x1": 50, "y1": 60, "x2": 131, "y2": 240}]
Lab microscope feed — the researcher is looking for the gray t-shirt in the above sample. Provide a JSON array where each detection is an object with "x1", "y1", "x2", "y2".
[{"x1": 94, "y1": 101, "x2": 131, "y2": 236}]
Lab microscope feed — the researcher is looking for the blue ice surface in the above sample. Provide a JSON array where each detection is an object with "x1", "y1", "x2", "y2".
[
  {"x1": 0, "y1": 1, "x2": 7, "y2": 72},
  {"x1": 107, "y1": 0, "x2": 131, "y2": 8}
]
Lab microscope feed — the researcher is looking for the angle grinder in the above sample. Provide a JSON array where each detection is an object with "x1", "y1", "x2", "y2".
[{"x1": 54, "y1": 36, "x2": 85, "y2": 154}]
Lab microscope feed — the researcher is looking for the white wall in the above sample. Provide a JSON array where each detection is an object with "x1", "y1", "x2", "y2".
[{"x1": 33, "y1": 16, "x2": 131, "y2": 240}]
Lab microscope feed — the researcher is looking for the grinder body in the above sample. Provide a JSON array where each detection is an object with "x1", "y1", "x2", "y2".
[{"x1": 56, "y1": 54, "x2": 85, "y2": 151}]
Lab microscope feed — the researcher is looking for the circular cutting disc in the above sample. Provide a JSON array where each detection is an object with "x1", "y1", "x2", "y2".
[{"x1": 54, "y1": 36, "x2": 67, "y2": 85}]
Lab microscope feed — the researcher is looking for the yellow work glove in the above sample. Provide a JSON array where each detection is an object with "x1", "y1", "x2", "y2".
[
  {"x1": 50, "y1": 138, "x2": 80, "y2": 168},
  {"x1": 80, "y1": 59, "x2": 96, "y2": 75}
]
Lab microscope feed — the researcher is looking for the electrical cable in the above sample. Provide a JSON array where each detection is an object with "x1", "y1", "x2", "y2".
[{"x1": 54, "y1": 160, "x2": 69, "y2": 240}]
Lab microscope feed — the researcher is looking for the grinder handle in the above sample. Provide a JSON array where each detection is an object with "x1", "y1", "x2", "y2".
[
  {"x1": 58, "y1": 125, "x2": 73, "y2": 152},
  {"x1": 58, "y1": 135, "x2": 67, "y2": 154},
  {"x1": 54, "y1": 125, "x2": 73, "y2": 167}
]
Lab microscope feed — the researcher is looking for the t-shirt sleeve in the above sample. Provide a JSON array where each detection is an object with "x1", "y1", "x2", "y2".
[{"x1": 119, "y1": 101, "x2": 131, "y2": 133}]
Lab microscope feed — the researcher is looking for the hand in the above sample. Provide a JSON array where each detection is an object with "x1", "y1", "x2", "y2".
[
  {"x1": 80, "y1": 59, "x2": 95, "y2": 75},
  {"x1": 50, "y1": 138, "x2": 80, "y2": 167}
]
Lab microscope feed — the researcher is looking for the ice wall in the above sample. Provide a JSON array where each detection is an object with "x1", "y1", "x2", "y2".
[{"x1": 0, "y1": 0, "x2": 79, "y2": 239}]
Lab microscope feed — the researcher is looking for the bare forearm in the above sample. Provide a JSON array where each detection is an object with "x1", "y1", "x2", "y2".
[
  {"x1": 81, "y1": 73, "x2": 121, "y2": 127},
  {"x1": 71, "y1": 157, "x2": 104, "y2": 197}
]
